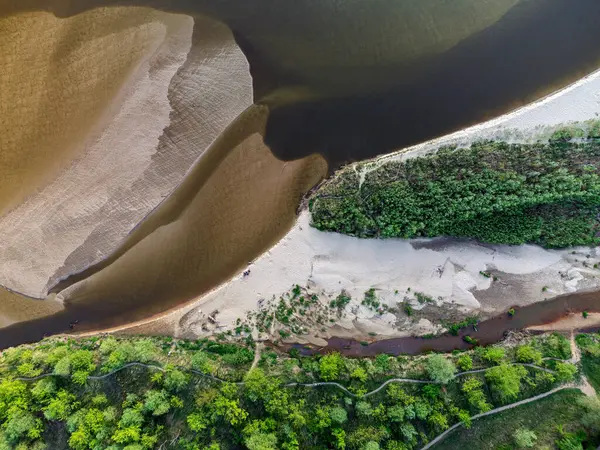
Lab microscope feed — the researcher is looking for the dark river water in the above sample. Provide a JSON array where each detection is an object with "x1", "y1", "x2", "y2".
[
  {"x1": 299, "y1": 289, "x2": 600, "y2": 357},
  {"x1": 2, "y1": 0, "x2": 600, "y2": 348}
]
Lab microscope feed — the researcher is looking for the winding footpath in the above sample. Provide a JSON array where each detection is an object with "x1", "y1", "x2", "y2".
[
  {"x1": 15, "y1": 361, "x2": 559, "y2": 398},
  {"x1": 11, "y1": 343, "x2": 591, "y2": 450},
  {"x1": 419, "y1": 334, "x2": 597, "y2": 449}
]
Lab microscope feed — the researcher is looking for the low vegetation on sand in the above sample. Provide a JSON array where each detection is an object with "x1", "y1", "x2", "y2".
[
  {"x1": 310, "y1": 132, "x2": 600, "y2": 248},
  {"x1": 0, "y1": 332, "x2": 592, "y2": 450}
]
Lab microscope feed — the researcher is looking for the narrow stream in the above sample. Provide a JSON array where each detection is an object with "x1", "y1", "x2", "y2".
[{"x1": 302, "y1": 290, "x2": 600, "y2": 356}]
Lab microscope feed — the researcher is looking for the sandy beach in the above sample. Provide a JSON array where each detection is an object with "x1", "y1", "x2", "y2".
[{"x1": 108, "y1": 67, "x2": 600, "y2": 342}]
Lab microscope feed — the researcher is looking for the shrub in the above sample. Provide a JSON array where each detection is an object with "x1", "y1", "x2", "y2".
[
  {"x1": 555, "y1": 362, "x2": 577, "y2": 382},
  {"x1": 514, "y1": 428, "x2": 537, "y2": 448},
  {"x1": 457, "y1": 354, "x2": 473, "y2": 371},
  {"x1": 479, "y1": 346, "x2": 505, "y2": 365},
  {"x1": 515, "y1": 345, "x2": 543, "y2": 365},
  {"x1": 425, "y1": 355, "x2": 456, "y2": 384}
]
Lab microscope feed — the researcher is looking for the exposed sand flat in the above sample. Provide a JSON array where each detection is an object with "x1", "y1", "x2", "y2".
[
  {"x1": 114, "y1": 211, "x2": 600, "y2": 341},
  {"x1": 0, "y1": 7, "x2": 178, "y2": 214},
  {"x1": 0, "y1": 11, "x2": 252, "y2": 298}
]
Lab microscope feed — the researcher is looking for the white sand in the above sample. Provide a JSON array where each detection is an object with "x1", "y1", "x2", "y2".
[
  {"x1": 113, "y1": 211, "x2": 600, "y2": 341},
  {"x1": 113, "y1": 68, "x2": 600, "y2": 341}
]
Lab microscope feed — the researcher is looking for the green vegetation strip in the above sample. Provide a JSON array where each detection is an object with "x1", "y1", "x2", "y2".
[
  {"x1": 310, "y1": 135, "x2": 600, "y2": 248},
  {"x1": 0, "y1": 333, "x2": 591, "y2": 450},
  {"x1": 13, "y1": 360, "x2": 559, "y2": 398}
]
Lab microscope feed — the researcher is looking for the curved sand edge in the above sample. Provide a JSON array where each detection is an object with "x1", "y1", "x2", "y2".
[
  {"x1": 102, "y1": 68, "x2": 600, "y2": 342},
  {"x1": 0, "y1": 10, "x2": 254, "y2": 299}
]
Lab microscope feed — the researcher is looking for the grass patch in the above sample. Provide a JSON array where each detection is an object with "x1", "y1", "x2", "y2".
[{"x1": 433, "y1": 389, "x2": 589, "y2": 450}]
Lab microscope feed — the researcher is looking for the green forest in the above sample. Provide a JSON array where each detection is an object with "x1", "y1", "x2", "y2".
[
  {"x1": 310, "y1": 128, "x2": 600, "y2": 247},
  {"x1": 0, "y1": 332, "x2": 598, "y2": 450}
]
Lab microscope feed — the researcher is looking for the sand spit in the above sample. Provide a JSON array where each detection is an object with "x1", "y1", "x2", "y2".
[
  {"x1": 112, "y1": 69, "x2": 600, "y2": 342},
  {"x1": 372, "y1": 66, "x2": 600, "y2": 169},
  {"x1": 0, "y1": 11, "x2": 252, "y2": 298}
]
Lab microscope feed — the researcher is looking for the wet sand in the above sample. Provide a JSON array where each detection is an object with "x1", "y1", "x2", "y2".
[
  {"x1": 0, "y1": 7, "x2": 182, "y2": 216},
  {"x1": 0, "y1": 10, "x2": 258, "y2": 299},
  {"x1": 0, "y1": 289, "x2": 62, "y2": 329}
]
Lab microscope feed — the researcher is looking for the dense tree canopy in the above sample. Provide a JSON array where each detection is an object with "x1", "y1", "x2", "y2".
[
  {"x1": 0, "y1": 332, "x2": 592, "y2": 449},
  {"x1": 310, "y1": 137, "x2": 600, "y2": 248}
]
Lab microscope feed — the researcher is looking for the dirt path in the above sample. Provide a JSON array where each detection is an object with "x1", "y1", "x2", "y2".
[
  {"x1": 248, "y1": 342, "x2": 263, "y2": 375},
  {"x1": 14, "y1": 361, "x2": 558, "y2": 398}
]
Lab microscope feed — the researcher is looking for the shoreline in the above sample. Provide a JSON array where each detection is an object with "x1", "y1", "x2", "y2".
[
  {"x1": 373, "y1": 65, "x2": 600, "y2": 167},
  {"x1": 78, "y1": 66, "x2": 600, "y2": 343}
]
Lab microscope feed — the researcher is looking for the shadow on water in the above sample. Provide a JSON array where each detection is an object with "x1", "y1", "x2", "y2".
[
  {"x1": 306, "y1": 290, "x2": 600, "y2": 357},
  {"x1": 265, "y1": 0, "x2": 600, "y2": 167}
]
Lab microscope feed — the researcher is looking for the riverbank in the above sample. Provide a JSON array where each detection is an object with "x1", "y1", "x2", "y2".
[
  {"x1": 91, "y1": 67, "x2": 600, "y2": 345},
  {"x1": 0, "y1": 331, "x2": 594, "y2": 450}
]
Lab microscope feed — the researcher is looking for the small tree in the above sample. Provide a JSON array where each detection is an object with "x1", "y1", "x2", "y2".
[
  {"x1": 319, "y1": 353, "x2": 344, "y2": 381},
  {"x1": 555, "y1": 362, "x2": 577, "y2": 382},
  {"x1": 425, "y1": 354, "x2": 456, "y2": 384},
  {"x1": 515, "y1": 345, "x2": 543, "y2": 365},
  {"x1": 245, "y1": 432, "x2": 277, "y2": 450},
  {"x1": 457, "y1": 354, "x2": 473, "y2": 371},
  {"x1": 485, "y1": 364, "x2": 527, "y2": 401},
  {"x1": 330, "y1": 407, "x2": 348, "y2": 425},
  {"x1": 514, "y1": 428, "x2": 537, "y2": 448}
]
